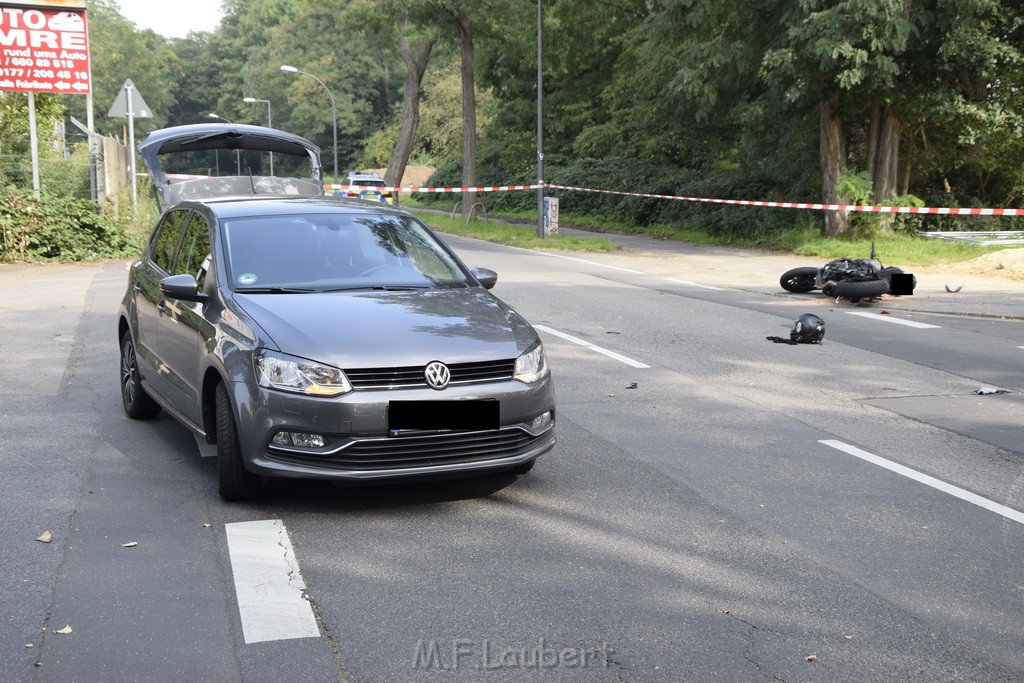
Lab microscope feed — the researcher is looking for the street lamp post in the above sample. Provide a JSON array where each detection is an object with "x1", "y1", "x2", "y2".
[
  {"x1": 208, "y1": 114, "x2": 241, "y2": 174},
  {"x1": 281, "y1": 64, "x2": 338, "y2": 186},
  {"x1": 537, "y1": 0, "x2": 545, "y2": 239},
  {"x1": 243, "y1": 97, "x2": 274, "y2": 175}
]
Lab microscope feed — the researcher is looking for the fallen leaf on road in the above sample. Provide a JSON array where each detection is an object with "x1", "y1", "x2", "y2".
[
  {"x1": 202, "y1": 523, "x2": 211, "y2": 528},
  {"x1": 844, "y1": 635, "x2": 852, "y2": 640},
  {"x1": 805, "y1": 655, "x2": 817, "y2": 662},
  {"x1": 53, "y1": 626, "x2": 72, "y2": 635},
  {"x1": 121, "y1": 542, "x2": 138, "y2": 548},
  {"x1": 25, "y1": 643, "x2": 33, "y2": 648},
  {"x1": 36, "y1": 531, "x2": 52, "y2": 543}
]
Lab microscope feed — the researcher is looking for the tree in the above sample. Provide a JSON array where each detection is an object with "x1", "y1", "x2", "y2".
[
  {"x1": 71, "y1": 0, "x2": 176, "y2": 137},
  {"x1": 400, "y1": 0, "x2": 511, "y2": 218},
  {"x1": 348, "y1": 0, "x2": 437, "y2": 187}
]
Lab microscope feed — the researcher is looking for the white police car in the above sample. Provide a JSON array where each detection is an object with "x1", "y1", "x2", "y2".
[{"x1": 335, "y1": 171, "x2": 395, "y2": 204}]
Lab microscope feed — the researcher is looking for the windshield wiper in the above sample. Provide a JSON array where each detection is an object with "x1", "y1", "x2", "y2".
[
  {"x1": 320, "y1": 284, "x2": 431, "y2": 293},
  {"x1": 235, "y1": 287, "x2": 316, "y2": 294}
]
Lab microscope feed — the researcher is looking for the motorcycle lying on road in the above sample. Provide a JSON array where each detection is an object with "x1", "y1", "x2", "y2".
[{"x1": 779, "y1": 243, "x2": 915, "y2": 303}]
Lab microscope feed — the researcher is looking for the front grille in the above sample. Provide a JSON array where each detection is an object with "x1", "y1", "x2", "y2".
[
  {"x1": 345, "y1": 359, "x2": 515, "y2": 390},
  {"x1": 267, "y1": 427, "x2": 553, "y2": 471}
]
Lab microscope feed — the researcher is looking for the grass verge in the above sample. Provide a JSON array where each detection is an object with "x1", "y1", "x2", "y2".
[{"x1": 403, "y1": 198, "x2": 1020, "y2": 267}]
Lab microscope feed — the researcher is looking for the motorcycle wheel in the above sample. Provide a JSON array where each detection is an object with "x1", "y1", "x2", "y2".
[
  {"x1": 780, "y1": 267, "x2": 818, "y2": 293},
  {"x1": 834, "y1": 278, "x2": 889, "y2": 303},
  {"x1": 879, "y1": 266, "x2": 917, "y2": 295}
]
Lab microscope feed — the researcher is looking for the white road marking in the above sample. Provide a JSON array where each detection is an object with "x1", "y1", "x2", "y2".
[
  {"x1": 534, "y1": 325, "x2": 650, "y2": 368},
  {"x1": 664, "y1": 278, "x2": 724, "y2": 291},
  {"x1": 820, "y1": 440, "x2": 1024, "y2": 526},
  {"x1": 225, "y1": 520, "x2": 321, "y2": 644},
  {"x1": 846, "y1": 311, "x2": 941, "y2": 328},
  {"x1": 536, "y1": 251, "x2": 646, "y2": 274}
]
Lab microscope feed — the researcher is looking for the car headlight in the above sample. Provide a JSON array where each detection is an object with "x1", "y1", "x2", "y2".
[
  {"x1": 255, "y1": 350, "x2": 352, "y2": 396},
  {"x1": 513, "y1": 339, "x2": 549, "y2": 383}
]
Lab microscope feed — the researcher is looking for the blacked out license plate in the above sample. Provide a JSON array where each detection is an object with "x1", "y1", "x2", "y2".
[{"x1": 388, "y1": 400, "x2": 499, "y2": 432}]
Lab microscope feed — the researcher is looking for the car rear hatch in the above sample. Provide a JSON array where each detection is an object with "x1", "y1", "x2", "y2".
[{"x1": 138, "y1": 123, "x2": 324, "y2": 210}]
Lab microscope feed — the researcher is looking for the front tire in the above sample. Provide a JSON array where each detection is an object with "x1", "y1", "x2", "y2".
[
  {"x1": 780, "y1": 267, "x2": 818, "y2": 293},
  {"x1": 215, "y1": 382, "x2": 262, "y2": 501},
  {"x1": 120, "y1": 330, "x2": 161, "y2": 419}
]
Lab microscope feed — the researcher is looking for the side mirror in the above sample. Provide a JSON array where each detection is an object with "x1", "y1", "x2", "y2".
[
  {"x1": 471, "y1": 267, "x2": 497, "y2": 290},
  {"x1": 160, "y1": 274, "x2": 208, "y2": 303}
]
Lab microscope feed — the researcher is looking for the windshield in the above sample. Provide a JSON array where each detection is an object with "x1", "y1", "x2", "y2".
[{"x1": 222, "y1": 213, "x2": 472, "y2": 291}]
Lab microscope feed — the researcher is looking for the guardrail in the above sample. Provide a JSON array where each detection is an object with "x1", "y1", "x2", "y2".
[{"x1": 917, "y1": 231, "x2": 1024, "y2": 246}]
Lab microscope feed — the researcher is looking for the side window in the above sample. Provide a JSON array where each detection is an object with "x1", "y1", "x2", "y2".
[
  {"x1": 152, "y1": 210, "x2": 190, "y2": 273},
  {"x1": 175, "y1": 214, "x2": 212, "y2": 288}
]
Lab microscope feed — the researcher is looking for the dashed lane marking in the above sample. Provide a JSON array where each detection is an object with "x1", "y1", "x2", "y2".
[
  {"x1": 225, "y1": 519, "x2": 321, "y2": 644},
  {"x1": 534, "y1": 325, "x2": 650, "y2": 369},
  {"x1": 820, "y1": 440, "x2": 1024, "y2": 526},
  {"x1": 846, "y1": 311, "x2": 941, "y2": 328}
]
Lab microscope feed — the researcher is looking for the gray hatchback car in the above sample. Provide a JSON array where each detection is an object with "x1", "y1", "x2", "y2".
[{"x1": 118, "y1": 125, "x2": 555, "y2": 500}]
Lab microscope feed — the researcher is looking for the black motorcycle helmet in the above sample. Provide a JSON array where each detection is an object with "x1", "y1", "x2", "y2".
[{"x1": 790, "y1": 313, "x2": 825, "y2": 343}]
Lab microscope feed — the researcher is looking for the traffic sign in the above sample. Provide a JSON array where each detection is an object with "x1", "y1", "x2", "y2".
[
  {"x1": 0, "y1": 3, "x2": 91, "y2": 94},
  {"x1": 107, "y1": 79, "x2": 153, "y2": 118}
]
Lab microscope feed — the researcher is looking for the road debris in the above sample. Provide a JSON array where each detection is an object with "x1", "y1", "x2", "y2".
[
  {"x1": 805, "y1": 654, "x2": 818, "y2": 662},
  {"x1": 36, "y1": 531, "x2": 52, "y2": 543},
  {"x1": 52, "y1": 625, "x2": 72, "y2": 635},
  {"x1": 974, "y1": 386, "x2": 1011, "y2": 395},
  {"x1": 945, "y1": 283, "x2": 963, "y2": 293},
  {"x1": 122, "y1": 541, "x2": 138, "y2": 548}
]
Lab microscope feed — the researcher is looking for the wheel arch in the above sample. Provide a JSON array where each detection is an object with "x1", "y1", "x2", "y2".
[{"x1": 201, "y1": 367, "x2": 227, "y2": 444}]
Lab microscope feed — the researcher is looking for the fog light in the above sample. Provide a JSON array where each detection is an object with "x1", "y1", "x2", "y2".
[
  {"x1": 272, "y1": 431, "x2": 327, "y2": 448},
  {"x1": 530, "y1": 411, "x2": 552, "y2": 430}
]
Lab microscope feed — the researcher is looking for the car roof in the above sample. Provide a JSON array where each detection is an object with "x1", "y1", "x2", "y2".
[{"x1": 173, "y1": 195, "x2": 410, "y2": 220}]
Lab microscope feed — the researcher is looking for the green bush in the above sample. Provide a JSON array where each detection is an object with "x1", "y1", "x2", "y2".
[{"x1": 0, "y1": 187, "x2": 142, "y2": 262}]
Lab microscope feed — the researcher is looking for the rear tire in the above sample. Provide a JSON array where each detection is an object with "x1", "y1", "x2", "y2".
[
  {"x1": 780, "y1": 267, "x2": 818, "y2": 293},
  {"x1": 120, "y1": 330, "x2": 161, "y2": 419},
  {"x1": 215, "y1": 382, "x2": 262, "y2": 501},
  {"x1": 834, "y1": 278, "x2": 889, "y2": 302},
  {"x1": 879, "y1": 266, "x2": 916, "y2": 295}
]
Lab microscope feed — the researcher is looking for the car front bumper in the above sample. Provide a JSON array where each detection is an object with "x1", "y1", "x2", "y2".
[{"x1": 229, "y1": 378, "x2": 555, "y2": 481}]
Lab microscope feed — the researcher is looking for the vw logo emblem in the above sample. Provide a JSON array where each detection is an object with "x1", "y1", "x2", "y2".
[{"x1": 424, "y1": 361, "x2": 451, "y2": 390}]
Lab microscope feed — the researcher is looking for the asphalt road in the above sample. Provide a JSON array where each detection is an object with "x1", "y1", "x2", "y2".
[{"x1": 1, "y1": 233, "x2": 1022, "y2": 682}]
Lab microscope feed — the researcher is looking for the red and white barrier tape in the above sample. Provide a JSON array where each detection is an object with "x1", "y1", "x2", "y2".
[
  {"x1": 326, "y1": 182, "x2": 542, "y2": 193},
  {"x1": 544, "y1": 183, "x2": 1024, "y2": 217},
  {"x1": 153, "y1": 174, "x2": 1021, "y2": 216}
]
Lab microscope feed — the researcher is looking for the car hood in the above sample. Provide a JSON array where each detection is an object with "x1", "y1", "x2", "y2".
[
  {"x1": 138, "y1": 123, "x2": 323, "y2": 209},
  {"x1": 231, "y1": 289, "x2": 536, "y2": 368}
]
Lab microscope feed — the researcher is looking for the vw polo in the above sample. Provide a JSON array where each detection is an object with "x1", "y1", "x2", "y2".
[{"x1": 118, "y1": 125, "x2": 555, "y2": 500}]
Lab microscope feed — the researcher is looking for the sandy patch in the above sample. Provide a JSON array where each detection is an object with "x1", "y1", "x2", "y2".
[
  {"x1": 365, "y1": 165, "x2": 435, "y2": 187},
  {"x1": 933, "y1": 248, "x2": 1024, "y2": 282}
]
